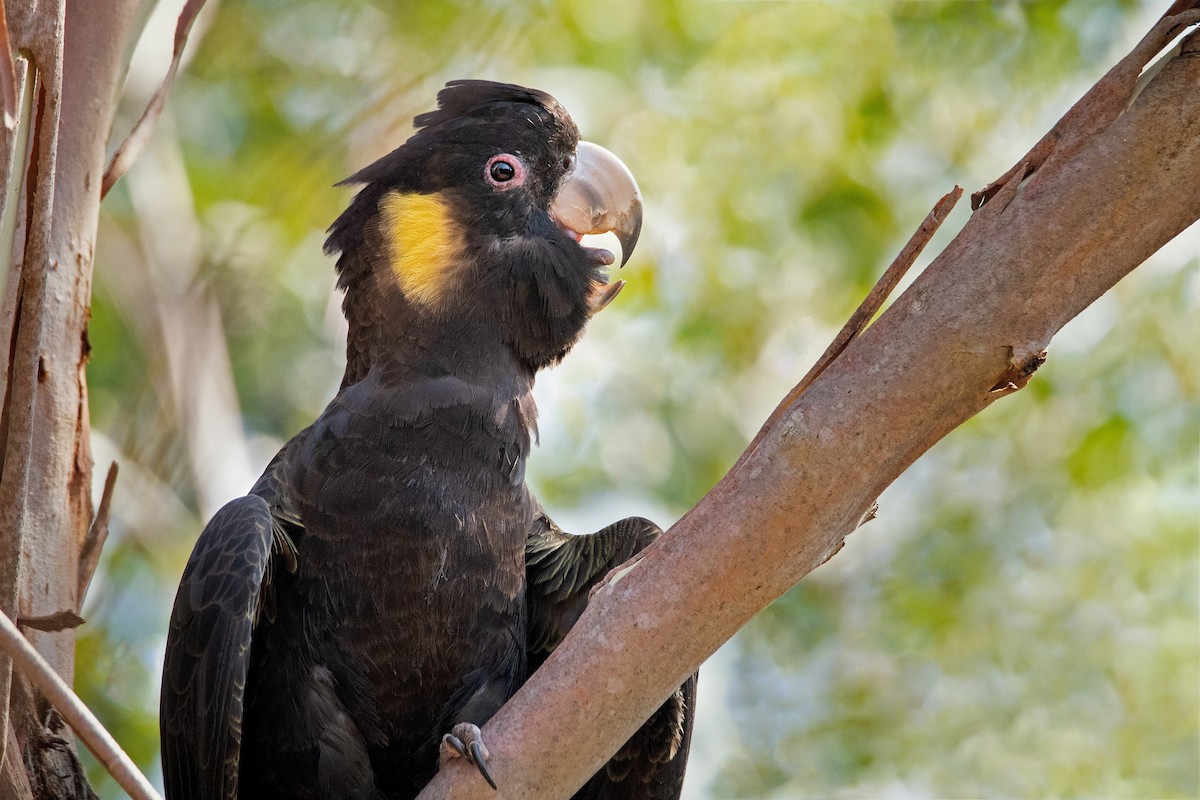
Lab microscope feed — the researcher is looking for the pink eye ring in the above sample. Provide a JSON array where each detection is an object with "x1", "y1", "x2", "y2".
[{"x1": 485, "y1": 154, "x2": 526, "y2": 189}]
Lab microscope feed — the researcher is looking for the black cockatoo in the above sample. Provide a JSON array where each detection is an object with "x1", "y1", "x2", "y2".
[{"x1": 159, "y1": 80, "x2": 695, "y2": 800}]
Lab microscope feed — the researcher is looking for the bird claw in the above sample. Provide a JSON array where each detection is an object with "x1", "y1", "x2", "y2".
[{"x1": 440, "y1": 722, "x2": 497, "y2": 790}]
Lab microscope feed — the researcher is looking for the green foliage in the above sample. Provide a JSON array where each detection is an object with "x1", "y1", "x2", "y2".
[{"x1": 82, "y1": 1, "x2": 1196, "y2": 797}]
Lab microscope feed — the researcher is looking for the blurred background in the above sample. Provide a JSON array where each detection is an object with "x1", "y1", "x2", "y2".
[{"x1": 82, "y1": 1, "x2": 1198, "y2": 797}]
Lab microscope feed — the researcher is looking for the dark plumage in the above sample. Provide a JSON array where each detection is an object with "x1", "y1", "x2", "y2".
[
  {"x1": 160, "y1": 80, "x2": 694, "y2": 800},
  {"x1": 526, "y1": 513, "x2": 697, "y2": 800}
]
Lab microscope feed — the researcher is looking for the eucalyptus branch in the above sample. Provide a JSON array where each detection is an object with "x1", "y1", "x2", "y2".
[{"x1": 418, "y1": 15, "x2": 1200, "y2": 800}]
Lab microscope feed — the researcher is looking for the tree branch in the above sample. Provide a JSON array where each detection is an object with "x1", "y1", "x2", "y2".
[{"x1": 417, "y1": 18, "x2": 1200, "y2": 800}]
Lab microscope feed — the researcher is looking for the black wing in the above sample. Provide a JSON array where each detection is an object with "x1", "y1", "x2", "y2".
[
  {"x1": 160, "y1": 494, "x2": 295, "y2": 800},
  {"x1": 575, "y1": 674, "x2": 697, "y2": 800},
  {"x1": 526, "y1": 509, "x2": 697, "y2": 800}
]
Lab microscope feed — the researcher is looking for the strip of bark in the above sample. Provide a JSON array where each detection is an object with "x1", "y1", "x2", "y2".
[
  {"x1": 0, "y1": 1, "x2": 16, "y2": 129},
  {"x1": 0, "y1": 1, "x2": 66, "y2": 776},
  {"x1": 417, "y1": 23, "x2": 1200, "y2": 800},
  {"x1": 972, "y1": 5, "x2": 1200, "y2": 209}
]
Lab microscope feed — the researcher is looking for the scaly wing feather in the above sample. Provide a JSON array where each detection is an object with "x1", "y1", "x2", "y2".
[
  {"x1": 160, "y1": 495, "x2": 283, "y2": 800},
  {"x1": 525, "y1": 507, "x2": 697, "y2": 800}
]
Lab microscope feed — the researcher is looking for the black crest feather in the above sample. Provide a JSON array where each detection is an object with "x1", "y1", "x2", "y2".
[
  {"x1": 413, "y1": 80, "x2": 569, "y2": 135},
  {"x1": 334, "y1": 80, "x2": 577, "y2": 190}
]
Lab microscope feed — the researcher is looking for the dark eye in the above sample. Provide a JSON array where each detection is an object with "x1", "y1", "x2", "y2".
[
  {"x1": 561, "y1": 154, "x2": 575, "y2": 171},
  {"x1": 490, "y1": 160, "x2": 515, "y2": 182},
  {"x1": 485, "y1": 154, "x2": 526, "y2": 189}
]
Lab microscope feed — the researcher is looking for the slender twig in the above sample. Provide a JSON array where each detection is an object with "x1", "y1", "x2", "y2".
[
  {"x1": 78, "y1": 460, "x2": 117, "y2": 604},
  {"x1": 732, "y1": 185, "x2": 962, "y2": 475},
  {"x1": 100, "y1": 0, "x2": 207, "y2": 198},
  {"x1": 0, "y1": 609, "x2": 162, "y2": 800}
]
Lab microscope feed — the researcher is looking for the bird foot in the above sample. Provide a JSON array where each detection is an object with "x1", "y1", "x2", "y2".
[{"x1": 440, "y1": 722, "x2": 497, "y2": 790}]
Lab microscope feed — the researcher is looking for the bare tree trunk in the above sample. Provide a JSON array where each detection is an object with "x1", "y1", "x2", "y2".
[
  {"x1": 0, "y1": 0, "x2": 145, "y2": 795},
  {"x1": 417, "y1": 14, "x2": 1200, "y2": 800}
]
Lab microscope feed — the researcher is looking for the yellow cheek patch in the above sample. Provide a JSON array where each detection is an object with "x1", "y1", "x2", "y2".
[{"x1": 378, "y1": 191, "x2": 465, "y2": 308}]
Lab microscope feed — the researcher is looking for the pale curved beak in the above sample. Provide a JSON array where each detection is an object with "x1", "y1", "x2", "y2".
[{"x1": 550, "y1": 141, "x2": 643, "y2": 267}]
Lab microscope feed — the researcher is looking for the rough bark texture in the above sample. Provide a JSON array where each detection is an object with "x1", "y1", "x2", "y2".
[
  {"x1": 417, "y1": 24, "x2": 1200, "y2": 800},
  {"x1": 0, "y1": 0, "x2": 144, "y2": 795}
]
